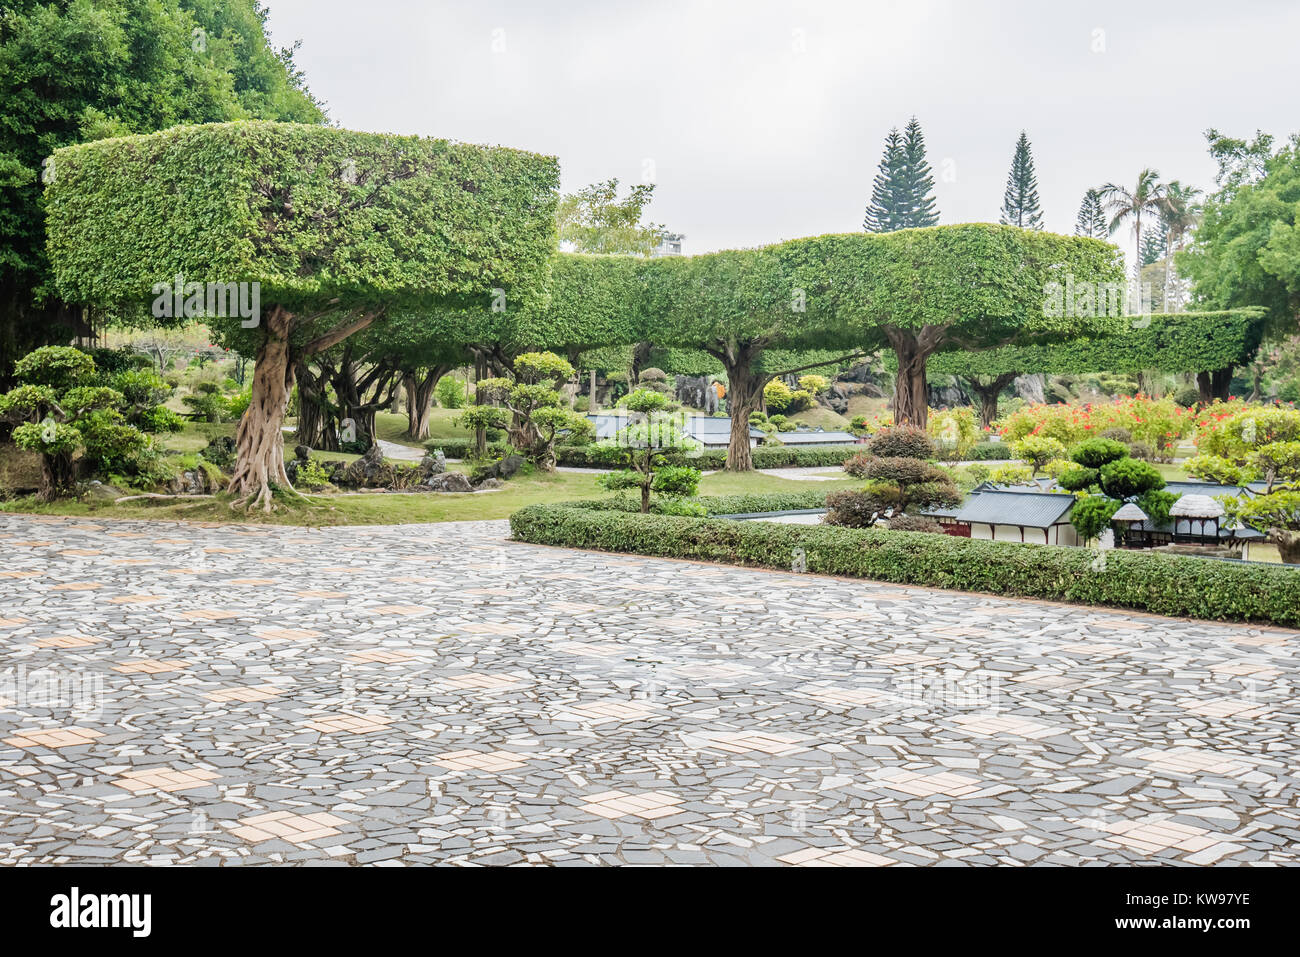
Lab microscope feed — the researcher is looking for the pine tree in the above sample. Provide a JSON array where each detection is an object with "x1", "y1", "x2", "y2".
[
  {"x1": 900, "y1": 116, "x2": 940, "y2": 227},
  {"x1": 1075, "y1": 189, "x2": 1108, "y2": 238},
  {"x1": 1140, "y1": 226, "x2": 1167, "y2": 266},
  {"x1": 863, "y1": 128, "x2": 907, "y2": 232},
  {"x1": 999, "y1": 131, "x2": 1044, "y2": 229},
  {"x1": 864, "y1": 118, "x2": 939, "y2": 232}
]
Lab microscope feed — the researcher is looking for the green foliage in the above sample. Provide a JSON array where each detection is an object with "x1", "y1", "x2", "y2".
[
  {"x1": 510, "y1": 505, "x2": 1300, "y2": 626},
  {"x1": 967, "y1": 440, "x2": 1013, "y2": 461},
  {"x1": 1057, "y1": 466, "x2": 1099, "y2": 492},
  {"x1": 1098, "y1": 458, "x2": 1165, "y2": 499},
  {"x1": 928, "y1": 406, "x2": 979, "y2": 460},
  {"x1": 46, "y1": 121, "x2": 560, "y2": 321},
  {"x1": 0, "y1": 0, "x2": 324, "y2": 378},
  {"x1": 1012, "y1": 435, "x2": 1067, "y2": 473},
  {"x1": 435, "y1": 375, "x2": 465, "y2": 409},
  {"x1": 867, "y1": 425, "x2": 935, "y2": 460},
  {"x1": 988, "y1": 463, "x2": 1034, "y2": 485},
  {"x1": 1070, "y1": 495, "x2": 1121, "y2": 544},
  {"x1": 1070, "y1": 437, "x2": 1130, "y2": 469},
  {"x1": 1181, "y1": 133, "x2": 1300, "y2": 341},
  {"x1": 926, "y1": 309, "x2": 1268, "y2": 380},
  {"x1": 556, "y1": 178, "x2": 663, "y2": 255},
  {"x1": 1138, "y1": 489, "x2": 1179, "y2": 527}
]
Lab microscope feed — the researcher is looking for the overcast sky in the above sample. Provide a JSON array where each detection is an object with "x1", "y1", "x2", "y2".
[{"x1": 263, "y1": 0, "x2": 1299, "y2": 264}]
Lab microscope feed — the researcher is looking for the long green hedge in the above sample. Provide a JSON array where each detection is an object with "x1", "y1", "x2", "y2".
[
  {"x1": 563, "y1": 489, "x2": 829, "y2": 516},
  {"x1": 424, "y1": 438, "x2": 864, "y2": 469},
  {"x1": 509, "y1": 504, "x2": 1300, "y2": 627}
]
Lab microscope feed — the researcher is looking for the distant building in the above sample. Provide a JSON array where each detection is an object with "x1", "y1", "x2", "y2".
[{"x1": 652, "y1": 232, "x2": 684, "y2": 257}]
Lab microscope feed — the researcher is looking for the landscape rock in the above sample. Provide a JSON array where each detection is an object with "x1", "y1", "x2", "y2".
[
  {"x1": 424, "y1": 471, "x2": 473, "y2": 493},
  {"x1": 419, "y1": 450, "x2": 446, "y2": 478},
  {"x1": 340, "y1": 444, "x2": 387, "y2": 487}
]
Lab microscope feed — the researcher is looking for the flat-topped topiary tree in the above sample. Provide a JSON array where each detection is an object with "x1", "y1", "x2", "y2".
[{"x1": 44, "y1": 121, "x2": 559, "y2": 509}]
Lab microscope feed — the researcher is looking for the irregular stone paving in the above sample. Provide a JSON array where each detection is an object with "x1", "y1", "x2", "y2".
[{"x1": 0, "y1": 512, "x2": 1297, "y2": 867}]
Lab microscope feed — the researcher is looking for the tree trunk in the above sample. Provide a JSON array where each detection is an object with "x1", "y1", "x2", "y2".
[
  {"x1": 403, "y1": 367, "x2": 444, "y2": 441},
  {"x1": 294, "y1": 359, "x2": 336, "y2": 450},
  {"x1": 965, "y1": 372, "x2": 1017, "y2": 429},
  {"x1": 887, "y1": 329, "x2": 939, "y2": 429},
  {"x1": 473, "y1": 354, "x2": 488, "y2": 456},
  {"x1": 641, "y1": 480, "x2": 651, "y2": 513},
  {"x1": 1274, "y1": 530, "x2": 1300, "y2": 565},
  {"x1": 38, "y1": 451, "x2": 75, "y2": 502},
  {"x1": 229, "y1": 305, "x2": 295, "y2": 511},
  {"x1": 720, "y1": 350, "x2": 763, "y2": 471},
  {"x1": 1196, "y1": 367, "x2": 1234, "y2": 404}
]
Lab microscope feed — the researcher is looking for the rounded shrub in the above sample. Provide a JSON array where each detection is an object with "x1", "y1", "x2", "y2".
[
  {"x1": 866, "y1": 425, "x2": 934, "y2": 460},
  {"x1": 1098, "y1": 458, "x2": 1165, "y2": 499},
  {"x1": 1070, "y1": 437, "x2": 1130, "y2": 469}
]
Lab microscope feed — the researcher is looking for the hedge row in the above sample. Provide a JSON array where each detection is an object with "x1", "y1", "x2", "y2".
[
  {"x1": 509, "y1": 504, "x2": 1300, "y2": 627},
  {"x1": 562, "y1": 489, "x2": 829, "y2": 516},
  {"x1": 965, "y1": 441, "x2": 1014, "y2": 461},
  {"x1": 424, "y1": 438, "x2": 864, "y2": 470}
]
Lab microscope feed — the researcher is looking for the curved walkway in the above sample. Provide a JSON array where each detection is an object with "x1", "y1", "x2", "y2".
[{"x1": 0, "y1": 513, "x2": 1295, "y2": 865}]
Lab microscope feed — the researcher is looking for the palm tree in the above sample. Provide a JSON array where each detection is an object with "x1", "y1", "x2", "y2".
[
  {"x1": 1098, "y1": 169, "x2": 1166, "y2": 280},
  {"x1": 1157, "y1": 180, "x2": 1203, "y2": 311}
]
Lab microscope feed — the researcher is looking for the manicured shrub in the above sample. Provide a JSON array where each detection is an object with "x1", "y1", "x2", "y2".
[
  {"x1": 1012, "y1": 435, "x2": 1067, "y2": 473},
  {"x1": 1070, "y1": 437, "x2": 1130, "y2": 469},
  {"x1": 1098, "y1": 458, "x2": 1165, "y2": 499},
  {"x1": 843, "y1": 452, "x2": 875, "y2": 478},
  {"x1": 1057, "y1": 465, "x2": 1099, "y2": 492},
  {"x1": 824, "y1": 488, "x2": 897, "y2": 527},
  {"x1": 867, "y1": 425, "x2": 934, "y2": 459},
  {"x1": 887, "y1": 514, "x2": 944, "y2": 534},
  {"x1": 967, "y1": 440, "x2": 1013, "y2": 461},
  {"x1": 509, "y1": 504, "x2": 1300, "y2": 626}
]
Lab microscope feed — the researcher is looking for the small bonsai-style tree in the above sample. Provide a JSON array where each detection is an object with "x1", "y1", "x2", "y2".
[
  {"x1": 0, "y1": 347, "x2": 142, "y2": 499},
  {"x1": 866, "y1": 425, "x2": 935, "y2": 459},
  {"x1": 1012, "y1": 434, "x2": 1067, "y2": 476},
  {"x1": 595, "y1": 388, "x2": 704, "y2": 512},
  {"x1": 1188, "y1": 406, "x2": 1300, "y2": 562},
  {"x1": 460, "y1": 352, "x2": 591, "y2": 471},
  {"x1": 826, "y1": 455, "x2": 961, "y2": 528}
]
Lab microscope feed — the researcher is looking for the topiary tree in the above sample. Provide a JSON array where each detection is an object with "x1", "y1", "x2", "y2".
[
  {"x1": 1070, "y1": 494, "x2": 1121, "y2": 546},
  {"x1": 44, "y1": 122, "x2": 559, "y2": 509},
  {"x1": 459, "y1": 352, "x2": 590, "y2": 471},
  {"x1": 826, "y1": 454, "x2": 960, "y2": 528},
  {"x1": 1012, "y1": 435, "x2": 1067, "y2": 475},
  {"x1": 1070, "y1": 437, "x2": 1131, "y2": 469},
  {"x1": 0, "y1": 346, "x2": 144, "y2": 499},
  {"x1": 1097, "y1": 458, "x2": 1165, "y2": 499},
  {"x1": 867, "y1": 424, "x2": 935, "y2": 459},
  {"x1": 595, "y1": 388, "x2": 703, "y2": 512}
]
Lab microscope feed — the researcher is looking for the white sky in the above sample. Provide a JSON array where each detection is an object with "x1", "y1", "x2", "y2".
[{"x1": 263, "y1": 0, "x2": 1299, "y2": 265}]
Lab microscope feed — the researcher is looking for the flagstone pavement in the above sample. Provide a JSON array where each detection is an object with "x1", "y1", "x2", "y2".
[{"x1": 1, "y1": 512, "x2": 1297, "y2": 866}]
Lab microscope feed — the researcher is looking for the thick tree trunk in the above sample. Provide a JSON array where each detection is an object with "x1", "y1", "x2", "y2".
[
  {"x1": 403, "y1": 366, "x2": 446, "y2": 441},
  {"x1": 38, "y1": 452, "x2": 75, "y2": 502},
  {"x1": 722, "y1": 351, "x2": 762, "y2": 471},
  {"x1": 230, "y1": 306, "x2": 295, "y2": 511},
  {"x1": 1274, "y1": 530, "x2": 1300, "y2": 565},
  {"x1": 1196, "y1": 367, "x2": 1233, "y2": 404},
  {"x1": 887, "y1": 329, "x2": 940, "y2": 430}
]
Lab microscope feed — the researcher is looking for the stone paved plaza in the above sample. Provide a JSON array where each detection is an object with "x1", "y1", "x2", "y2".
[{"x1": 1, "y1": 512, "x2": 1297, "y2": 866}]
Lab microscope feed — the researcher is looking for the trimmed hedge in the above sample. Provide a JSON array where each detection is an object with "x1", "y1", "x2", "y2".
[
  {"x1": 509, "y1": 504, "x2": 1300, "y2": 627},
  {"x1": 563, "y1": 490, "x2": 828, "y2": 516},
  {"x1": 426, "y1": 439, "x2": 864, "y2": 470},
  {"x1": 966, "y1": 441, "x2": 1014, "y2": 461}
]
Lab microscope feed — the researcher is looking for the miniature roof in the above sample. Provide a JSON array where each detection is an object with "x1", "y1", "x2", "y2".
[
  {"x1": 1169, "y1": 494, "x2": 1225, "y2": 518},
  {"x1": 1111, "y1": 502, "x2": 1149, "y2": 522}
]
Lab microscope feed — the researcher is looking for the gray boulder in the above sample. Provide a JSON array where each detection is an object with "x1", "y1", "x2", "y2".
[{"x1": 424, "y1": 471, "x2": 473, "y2": 493}]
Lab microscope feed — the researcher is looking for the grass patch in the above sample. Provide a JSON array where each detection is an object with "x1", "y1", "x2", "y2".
[{"x1": 0, "y1": 466, "x2": 855, "y2": 527}]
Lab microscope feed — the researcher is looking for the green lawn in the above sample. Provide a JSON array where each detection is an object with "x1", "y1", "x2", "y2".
[{"x1": 0, "y1": 466, "x2": 858, "y2": 527}]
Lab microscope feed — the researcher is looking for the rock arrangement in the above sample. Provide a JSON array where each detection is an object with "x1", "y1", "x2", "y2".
[{"x1": 285, "y1": 444, "x2": 506, "y2": 493}]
